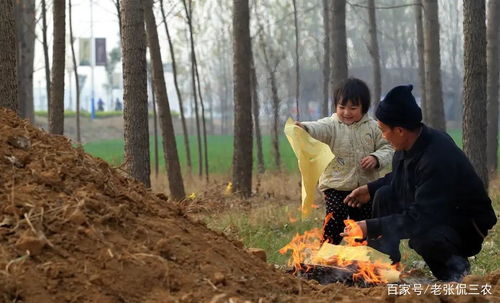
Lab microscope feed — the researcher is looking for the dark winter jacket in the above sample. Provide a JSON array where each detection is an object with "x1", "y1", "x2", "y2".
[{"x1": 365, "y1": 125, "x2": 496, "y2": 255}]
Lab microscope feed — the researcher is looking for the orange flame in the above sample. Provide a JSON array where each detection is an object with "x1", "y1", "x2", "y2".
[
  {"x1": 278, "y1": 228, "x2": 323, "y2": 272},
  {"x1": 342, "y1": 219, "x2": 367, "y2": 246},
  {"x1": 279, "y1": 218, "x2": 400, "y2": 284}
]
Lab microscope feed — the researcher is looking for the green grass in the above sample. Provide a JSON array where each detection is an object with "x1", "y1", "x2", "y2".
[
  {"x1": 204, "y1": 204, "x2": 325, "y2": 265},
  {"x1": 84, "y1": 135, "x2": 298, "y2": 173},
  {"x1": 204, "y1": 189, "x2": 500, "y2": 275}
]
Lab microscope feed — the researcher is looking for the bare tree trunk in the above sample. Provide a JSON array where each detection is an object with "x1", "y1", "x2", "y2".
[
  {"x1": 41, "y1": 0, "x2": 51, "y2": 112},
  {"x1": 194, "y1": 64, "x2": 209, "y2": 180},
  {"x1": 258, "y1": 33, "x2": 281, "y2": 171},
  {"x1": 222, "y1": 34, "x2": 231, "y2": 135},
  {"x1": 232, "y1": 0, "x2": 253, "y2": 197},
  {"x1": 322, "y1": 0, "x2": 330, "y2": 116},
  {"x1": 159, "y1": 0, "x2": 192, "y2": 173},
  {"x1": 121, "y1": 0, "x2": 151, "y2": 187},
  {"x1": 486, "y1": 0, "x2": 499, "y2": 175},
  {"x1": 149, "y1": 66, "x2": 159, "y2": 177},
  {"x1": 182, "y1": 0, "x2": 203, "y2": 178},
  {"x1": 367, "y1": 0, "x2": 381, "y2": 110},
  {"x1": 194, "y1": 59, "x2": 209, "y2": 181},
  {"x1": 69, "y1": 0, "x2": 81, "y2": 142},
  {"x1": 16, "y1": 0, "x2": 35, "y2": 121},
  {"x1": 422, "y1": 0, "x2": 446, "y2": 131},
  {"x1": 463, "y1": 0, "x2": 488, "y2": 188},
  {"x1": 391, "y1": 7, "x2": 404, "y2": 71},
  {"x1": 292, "y1": 0, "x2": 300, "y2": 120},
  {"x1": 0, "y1": 0, "x2": 18, "y2": 112},
  {"x1": 270, "y1": 72, "x2": 281, "y2": 170},
  {"x1": 250, "y1": 42, "x2": 264, "y2": 174},
  {"x1": 205, "y1": 79, "x2": 215, "y2": 134},
  {"x1": 415, "y1": 0, "x2": 427, "y2": 122},
  {"x1": 49, "y1": 0, "x2": 66, "y2": 135},
  {"x1": 144, "y1": 0, "x2": 185, "y2": 199},
  {"x1": 330, "y1": 0, "x2": 348, "y2": 96},
  {"x1": 114, "y1": 0, "x2": 122, "y2": 38}
]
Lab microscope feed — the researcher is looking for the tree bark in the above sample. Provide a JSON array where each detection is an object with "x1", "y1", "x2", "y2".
[
  {"x1": 463, "y1": 0, "x2": 488, "y2": 188},
  {"x1": 144, "y1": 0, "x2": 185, "y2": 199},
  {"x1": 194, "y1": 59, "x2": 210, "y2": 181},
  {"x1": 16, "y1": 0, "x2": 35, "y2": 121},
  {"x1": 182, "y1": 0, "x2": 203, "y2": 178},
  {"x1": 159, "y1": 0, "x2": 192, "y2": 172},
  {"x1": 486, "y1": 0, "x2": 500, "y2": 174},
  {"x1": 114, "y1": 0, "x2": 122, "y2": 38},
  {"x1": 149, "y1": 65, "x2": 159, "y2": 177},
  {"x1": 121, "y1": 0, "x2": 151, "y2": 187},
  {"x1": 330, "y1": 0, "x2": 348, "y2": 96},
  {"x1": 258, "y1": 31, "x2": 281, "y2": 171},
  {"x1": 270, "y1": 70, "x2": 281, "y2": 170},
  {"x1": 322, "y1": 0, "x2": 330, "y2": 116},
  {"x1": 292, "y1": 0, "x2": 300, "y2": 120},
  {"x1": 367, "y1": 0, "x2": 381, "y2": 110},
  {"x1": 48, "y1": 0, "x2": 66, "y2": 135},
  {"x1": 250, "y1": 42, "x2": 265, "y2": 174},
  {"x1": 0, "y1": 0, "x2": 18, "y2": 112},
  {"x1": 232, "y1": 0, "x2": 253, "y2": 197},
  {"x1": 69, "y1": 0, "x2": 81, "y2": 143},
  {"x1": 422, "y1": 0, "x2": 446, "y2": 131},
  {"x1": 391, "y1": 7, "x2": 404, "y2": 71},
  {"x1": 415, "y1": 0, "x2": 427, "y2": 122},
  {"x1": 41, "y1": 0, "x2": 51, "y2": 113}
]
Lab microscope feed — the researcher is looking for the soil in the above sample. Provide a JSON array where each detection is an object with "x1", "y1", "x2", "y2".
[{"x1": 1, "y1": 108, "x2": 499, "y2": 303}]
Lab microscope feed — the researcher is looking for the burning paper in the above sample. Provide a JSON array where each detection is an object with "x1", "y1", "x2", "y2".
[
  {"x1": 314, "y1": 242, "x2": 400, "y2": 283},
  {"x1": 280, "y1": 221, "x2": 401, "y2": 284}
]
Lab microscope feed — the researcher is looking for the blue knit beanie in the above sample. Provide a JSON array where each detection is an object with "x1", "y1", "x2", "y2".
[{"x1": 375, "y1": 84, "x2": 422, "y2": 129}]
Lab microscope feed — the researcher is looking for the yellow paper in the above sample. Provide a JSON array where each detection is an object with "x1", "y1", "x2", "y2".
[
  {"x1": 314, "y1": 242, "x2": 392, "y2": 264},
  {"x1": 284, "y1": 118, "x2": 334, "y2": 219},
  {"x1": 315, "y1": 243, "x2": 371, "y2": 262}
]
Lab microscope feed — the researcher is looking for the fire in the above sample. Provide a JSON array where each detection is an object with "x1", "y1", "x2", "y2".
[
  {"x1": 279, "y1": 228, "x2": 323, "y2": 271},
  {"x1": 279, "y1": 217, "x2": 401, "y2": 284},
  {"x1": 342, "y1": 219, "x2": 367, "y2": 246}
]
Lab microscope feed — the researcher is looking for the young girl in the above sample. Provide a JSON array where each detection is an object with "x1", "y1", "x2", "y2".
[{"x1": 296, "y1": 78, "x2": 393, "y2": 244}]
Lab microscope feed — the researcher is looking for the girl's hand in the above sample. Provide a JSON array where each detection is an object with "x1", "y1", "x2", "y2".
[
  {"x1": 294, "y1": 121, "x2": 305, "y2": 129},
  {"x1": 360, "y1": 155, "x2": 378, "y2": 170}
]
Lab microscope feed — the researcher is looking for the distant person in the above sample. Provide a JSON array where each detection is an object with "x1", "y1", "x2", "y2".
[
  {"x1": 294, "y1": 78, "x2": 394, "y2": 244},
  {"x1": 115, "y1": 98, "x2": 122, "y2": 111},
  {"x1": 342, "y1": 85, "x2": 497, "y2": 282},
  {"x1": 97, "y1": 98, "x2": 105, "y2": 112}
]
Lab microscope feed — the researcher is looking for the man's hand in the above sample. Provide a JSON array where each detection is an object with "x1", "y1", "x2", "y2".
[
  {"x1": 360, "y1": 155, "x2": 379, "y2": 170},
  {"x1": 340, "y1": 220, "x2": 367, "y2": 239},
  {"x1": 344, "y1": 185, "x2": 370, "y2": 208}
]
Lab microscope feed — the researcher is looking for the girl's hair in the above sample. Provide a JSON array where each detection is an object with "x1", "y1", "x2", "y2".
[{"x1": 333, "y1": 78, "x2": 371, "y2": 114}]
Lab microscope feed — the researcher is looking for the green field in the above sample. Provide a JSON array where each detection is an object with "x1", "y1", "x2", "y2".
[
  {"x1": 83, "y1": 130, "x2": 500, "y2": 174},
  {"x1": 84, "y1": 135, "x2": 298, "y2": 173}
]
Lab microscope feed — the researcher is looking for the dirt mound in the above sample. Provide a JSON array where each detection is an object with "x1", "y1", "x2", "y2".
[
  {"x1": 0, "y1": 108, "x2": 498, "y2": 303},
  {"x1": 0, "y1": 108, "x2": 311, "y2": 302}
]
